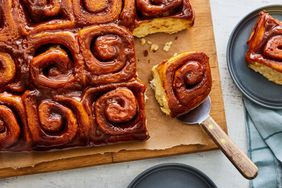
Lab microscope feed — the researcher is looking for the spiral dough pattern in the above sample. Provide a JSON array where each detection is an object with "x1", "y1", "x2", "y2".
[
  {"x1": 23, "y1": 90, "x2": 79, "y2": 148},
  {"x1": 79, "y1": 24, "x2": 136, "y2": 85},
  {"x1": 82, "y1": 81, "x2": 148, "y2": 144},
  {"x1": 159, "y1": 52, "x2": 212, "y2": 117}
]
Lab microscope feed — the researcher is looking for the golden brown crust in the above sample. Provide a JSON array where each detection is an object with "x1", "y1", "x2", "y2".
[
  {"x1": 152, "y1": 52, "x2": 212, "y2": 117},
  {"x1": 246, "y1": 11, "x2": 282, "y2": 73}
]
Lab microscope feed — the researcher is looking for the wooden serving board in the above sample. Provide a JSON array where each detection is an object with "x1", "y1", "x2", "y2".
[{"x1": 0, "y1": 0, "x2": 226, "y2": 178}]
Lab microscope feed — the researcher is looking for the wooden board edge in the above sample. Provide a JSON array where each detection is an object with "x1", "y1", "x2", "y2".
[{"x1": 0, "y1": 144, "x2": 218, "y2": 179}]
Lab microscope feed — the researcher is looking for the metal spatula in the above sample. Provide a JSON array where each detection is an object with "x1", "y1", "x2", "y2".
[{"x1": 178, "y1": 97, "x2": 258, "y2": 180}]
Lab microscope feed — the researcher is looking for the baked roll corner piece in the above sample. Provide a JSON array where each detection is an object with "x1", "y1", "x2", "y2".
[
  {"x1": 121, "y1": 0, "x2": 195, "y2": 38},
  {"x1": 246, "y1": 11, "x2": 282, "y2": 85},
  {"x1": 152, "y1": 52, "x2": 212, "y2": 117}
]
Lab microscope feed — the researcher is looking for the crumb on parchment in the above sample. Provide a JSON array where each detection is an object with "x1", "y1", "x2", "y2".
[
  {"x1": 140, "y1": 38, "x2": 146, "y2": 45},
  {"x1": 163, "y1": 41, "x2": 173, "y2": 52},
  {"x1": 150, "y1": 44, "x2": 159, "y2": 52}
]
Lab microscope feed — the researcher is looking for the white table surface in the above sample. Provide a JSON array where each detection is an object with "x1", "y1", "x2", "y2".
[{"x1": 1, "y1": 1, "x2": 281, "y2": 187}]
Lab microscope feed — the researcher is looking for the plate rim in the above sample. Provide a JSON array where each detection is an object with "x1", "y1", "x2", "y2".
[
  {"x1": 226, "y1": 4, "x2": 282, "y2": 109},
  {"x1": 127, "y1": 163, "x2": 217, "y2": 188}
]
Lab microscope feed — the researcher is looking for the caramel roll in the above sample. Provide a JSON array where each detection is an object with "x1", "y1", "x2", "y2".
[
  {"x1": 120, "y1": 0, "x2": 195, "y2": 37},
  {"x1": 82, "y1": 81, "x2": 148, "y2": 145},
  {"x1": 152, "y1": 52, "x2": 212, "y2": 117},
  {"x1": 0, "y1": 0, "x2": 19, "y2": 41},
  {"x1": 78, "y1": 24, "x2": 136, "y2": 85},
  {"x1": 23, "y1": 90, "x2": 90, "y2": 149},
  {"x1": 14, "y1": 0, "x2": 74, "y2": 35},
  {"x1": 73, "y1": 0, "x2": 122, "y2": 26},
  {"x1": 246, "y1": 12, "x2": 282, "y2": 84},
  {"x1": 0, "y1": 92, "x2": 31, "y2": 151},
  {"x1": 26, "y1": 31, "x2": 84, "y2": 90}
]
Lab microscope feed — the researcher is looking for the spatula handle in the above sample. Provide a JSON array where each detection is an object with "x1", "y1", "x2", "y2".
[{"x1": 202, "y1": 116, "x2": 258, "y2": 179}]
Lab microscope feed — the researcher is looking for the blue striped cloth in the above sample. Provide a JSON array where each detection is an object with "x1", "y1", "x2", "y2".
[{"x1": 244, "y1": 98, "x2": 282, "y2": 188}]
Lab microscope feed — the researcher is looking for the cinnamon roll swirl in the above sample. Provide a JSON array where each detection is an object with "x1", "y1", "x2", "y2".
[
  {"x1": 26, "y1": 31, "x2": 84, "y2": 90},
  {"x1": 78, "y1": 24, "x2": 136, "y2": 85},
  {"x1": 120, "y1": 0, "x2": 195, "y2": 37},
  {"x1": 0, "y1": 0, "x2": 19, "y2": 41},
  {"x1": 82, "y1": 81, "x2": 148, "y2": 145},
  {"x1": 0, "y1": 92, "x2": 31, "y2": 151},
  {"x1": 14, "y1": 0, "x2": 75, "y2": 35},
  {"x1": 0, "y1": 45, "x2": 27, "y2": 93},
  {"x1": 152, "y1": 52, "x2": 212, "y2": 117},
  {"x1": 246, "y1": 11, "x2": 282, "y2": 85},
  {"x1": 23, "y1": 90, "x2": 90, "y2": 150},
  {"x1": 73, "y1": 0, "x2": 122, "y2": 26}
]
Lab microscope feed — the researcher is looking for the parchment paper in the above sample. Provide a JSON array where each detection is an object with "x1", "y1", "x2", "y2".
[{"x1": 0, "y1": 0, "x2": 227, "y2": 170}]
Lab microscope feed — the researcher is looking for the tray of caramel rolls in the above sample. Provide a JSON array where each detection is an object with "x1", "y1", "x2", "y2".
[
  {"x1": 0, "y1": 0, "x2": 226, "y2": 177},
  {"x1": 227, "y1": 5, "x2": 282, "y2": 109}
]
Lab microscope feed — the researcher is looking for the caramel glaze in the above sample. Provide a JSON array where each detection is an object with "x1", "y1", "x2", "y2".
[
  {"x1": 0, "y1": 0, "x2": 194, "y2": 151},
  {"x1": 22, "y1": 90, "x2": 92, "y2": 150},
  {"x1": 0, "y1": 44, "x2": 28, "y2": 93},
  {"x1": 13, "y1": 0, "x2": 75, "y2": 35},
  {"x1": 78, "y1": 24, "x2": 137, "y2": 85},
  {"x1": 82, "y1": 80, "x2": 148, "y2": 145},
  {"x1": 119, "y1": 0, "x2": 195, "y2": 30},
  {"x1": 246, "y1": 11, "x2": 282, "y2": 72},
  {"x1": 72, "y1": 0, "x2": 122, "y2": 26},
  {"x1": 157, "y1": 52, "x2": 212, "y2": 117},
  {"x1": 0, "y1": 0, "x2": 19, "y2": 42}
]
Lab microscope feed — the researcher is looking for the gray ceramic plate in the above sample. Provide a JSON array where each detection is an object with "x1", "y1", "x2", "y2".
[
  {"x1": 227, "y1": 5, "x2": 282, "y2": 109},
  {"x1": 128, "y1": 163, "x2": 217, "y2": 188}
]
